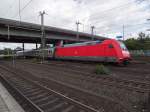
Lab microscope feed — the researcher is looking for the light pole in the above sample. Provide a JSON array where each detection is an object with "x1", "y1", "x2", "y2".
[
  {"x1": 91, "y1": 26, "x2": 95, "y2": 40},
  {"x1": 7, "y1": 25, "x2": 10, "y2": 40},
  {"x1": 12, "y1": 49, "x2": 15, "y2": 67},
  {"x1": 39, "y1": 11, "x2": 46, "y2": 63},
  {"x1": 19, "y1": 0, "x2": 21, "y2": 22},
  {"x1": 76, "y1": 21, "x2": 81, "y2": 41},
  {"x1": 123, "y1": 24, "x2": 125, "y2": 41},
  {"x1": 147, "y1": 19, "x2": 150, "y2": 31},
  {"x1": 82, "y1": 24, "x2": 84, "y2": 32}
]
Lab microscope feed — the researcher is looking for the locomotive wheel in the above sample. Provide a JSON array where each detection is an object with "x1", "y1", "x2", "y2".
[
  {"x1": 123, "y1": 60, "x2": 129, "y2": 66},
  {"x1": 117, "y1": 60, "x2": 129, "y2": 67}
]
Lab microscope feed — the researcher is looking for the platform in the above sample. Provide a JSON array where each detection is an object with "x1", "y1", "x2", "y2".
[{"x1": 0, "y1": 82, "x2": 25, "y2": 112}]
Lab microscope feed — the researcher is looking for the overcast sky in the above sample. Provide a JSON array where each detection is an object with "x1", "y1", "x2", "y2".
[{"x1": 0, "y1": 0, "x2": 150, "y2": 49}]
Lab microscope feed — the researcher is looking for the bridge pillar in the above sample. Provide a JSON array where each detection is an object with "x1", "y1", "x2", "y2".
[
  {"x1": 36, "y1": 43, "x2": 38, "y2": 50},
  {"x1": 22, "y1": 43, "x2": 25, "y2": 58},
  {"x1": 22, "y1": 43, "x2": 25, "y2": 51},
  {"x1": 56, "y1": 40, "x2": 63, "y2": 47}
]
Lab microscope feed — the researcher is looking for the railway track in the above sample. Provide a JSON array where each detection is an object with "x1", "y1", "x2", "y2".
[
  {"x1": 20, "y1": 60, "x2": 150, "y2": 93},
  {"x1": 0, "y1": 65, "x2": 101, "y2": 112},
  {"x1": 46, "y1": 62, "x2": 150, "y2": 91},
  {"x1": 5, "y1": 62, "x2": 149, "y2": 112},
  {"x1": 0, "y1": 63, "x2": 130, "y2": 112}
]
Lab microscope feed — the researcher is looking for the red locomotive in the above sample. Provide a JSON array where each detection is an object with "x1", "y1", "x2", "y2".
[
  {"x1": 54, "y1": 39, "x2": 131, "y2": 65},
  {"x1": 16, "y1": 39, "x2": 131, "y2": 65}
]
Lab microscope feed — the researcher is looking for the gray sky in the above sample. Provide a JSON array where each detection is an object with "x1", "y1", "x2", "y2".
[{"x1": 0, "y1": 0, "x2": 150, "y2": 49}]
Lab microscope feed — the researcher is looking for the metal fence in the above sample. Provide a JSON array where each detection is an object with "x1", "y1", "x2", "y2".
[{"x1": 129, "y1": 50, "x2": 150, "y2": 56}]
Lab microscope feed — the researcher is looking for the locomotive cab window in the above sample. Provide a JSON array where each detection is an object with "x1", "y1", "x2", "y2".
[
  {"x1": 119, "y1": 41, "x2": 127, "y2": 51},
  {"x1": 108, "y1": 44, "x2": 114, "y2": 48}
]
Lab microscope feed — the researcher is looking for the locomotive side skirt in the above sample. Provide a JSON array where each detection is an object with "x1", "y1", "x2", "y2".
[{"x1": 55, "y1": 56, "x2": 117, "y2": 62}]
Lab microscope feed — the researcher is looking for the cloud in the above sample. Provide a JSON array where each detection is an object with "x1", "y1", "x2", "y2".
[{"x1": 0, "y1": 0, "x2": 149, "y2": 49}]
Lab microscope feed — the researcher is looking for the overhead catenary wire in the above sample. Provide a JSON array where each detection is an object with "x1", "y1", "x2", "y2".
[
  {"x1": 69, "y1": 1, "x2": 134, "y2": 28},
  {"x1": 19, "y1": 0, "x2": 21, "y2": 22},
  {"x1": 98, "y1": 23, "x2": 149, "y2": 32},
  {"x1": 95, "y1": 22, "x2": 150, "y2": 35},
  {"x1": 66, "y1": 1, "x2": 147, "y2": 33},
  {"x1": 2, "y1": 0, "x2": 148, "y2": 37},
  {"x1": 32, "y1": 1, "x2": 135, "y2": 31},
  {"x1": 12, "y1": 0, "x2": 34, "y2": 19},
  {"x1": 90, "y1": 7, "x2": 147, "y2": 25},
  {"x1": 90, "y1": 1, "x2": 133, "y2": 20},
  {"x1": 90, "y1": 0, "x2": 149, "y2": 21},
  {"x1": 82, "y1": 22, "x2": 149, "y2": 35},
  {"x1": 14, "y1": 0, "x2": 146, "y2": 33},
  {"x1": 83, "y1": 0, "x2": 149, "y2": 28}
]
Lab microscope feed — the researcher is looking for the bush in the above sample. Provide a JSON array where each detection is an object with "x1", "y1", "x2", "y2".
[
  {"x1": 3, "y1": 55, "x2": 13, "y2": 60},
  {"x1": 31, "y1": 58, "x2": 41, "y2": 63},
  {"x1": 94, "y1": 64, "x2": 110, "y2": 75}
]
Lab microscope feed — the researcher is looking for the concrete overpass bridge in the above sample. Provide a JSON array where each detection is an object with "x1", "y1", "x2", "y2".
[
  {"x1": 0, "y1": 18, "x2": 107, "y2": 44},
  {"x1": 0, "y1": 18, "x2": 108, "y2": 50}
]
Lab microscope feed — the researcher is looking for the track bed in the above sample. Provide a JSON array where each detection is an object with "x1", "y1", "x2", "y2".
[{"x1": 0, "y1": 59, "x2": 150, "y2": 112}]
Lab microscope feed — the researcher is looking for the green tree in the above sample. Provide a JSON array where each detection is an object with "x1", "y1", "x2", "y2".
[
  {"x1": 124, "y1": 32, "x2": 150, "y2": 50},
  {"x1": 3, "y1": 48, "x2": 13, "y2": 55}
]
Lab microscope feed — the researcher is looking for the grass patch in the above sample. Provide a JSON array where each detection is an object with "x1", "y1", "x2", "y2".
[
  {"x1": 0, "y1": 55, "x2": 13, "y2": 60},
  {"x1": 31, "y1": 58, "x2": 41, "y2": 63},
  {"x1": 94, "y1": 64, "x2": 110, "y2": 75}
]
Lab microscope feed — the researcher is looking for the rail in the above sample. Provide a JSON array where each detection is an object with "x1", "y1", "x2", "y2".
[
  {"x1": 0, "y1": 74, "x2": 44, "y2": 112},
  {"x1": 0, "y1": 65, "x2": 100, "y2": 112}
]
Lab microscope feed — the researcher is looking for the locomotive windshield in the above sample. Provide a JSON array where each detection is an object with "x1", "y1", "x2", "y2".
[{"x1": 119, "y1": 41, "x2": 128, "y2": 51}]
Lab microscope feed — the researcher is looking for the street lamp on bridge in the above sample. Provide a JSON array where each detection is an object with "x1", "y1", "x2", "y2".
[{"x1": 147, "y1": 19, "x2": 150, "y2": 31}]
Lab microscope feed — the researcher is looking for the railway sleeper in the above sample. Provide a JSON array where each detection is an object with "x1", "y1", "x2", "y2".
[
  {"x1": 33, "y1": 95, "x2": 55, "y2": 105},
  {"x1": 27, "y1": 92, "x2": 49, "y2": 100},
  {"x1": 39, "y1": 98, "x2": 59, "y2": 109},
  {"x1": 44, "y1": 102, "x2": 67, "y2": 112},
  {"x1": 24, "y1": 90, "x2": 45, "y2": 97},
  {"x1": 22, "y1": 88, "x2": 42, "y2": 94},
  {"x1": 62, "y1": 105, "x2": 75, "y2": 112}
]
